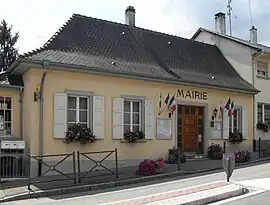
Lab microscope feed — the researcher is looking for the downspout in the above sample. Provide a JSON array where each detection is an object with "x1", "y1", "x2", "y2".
[
  {"x1": 38, "y1": 61, "x2": 48, "y2": 176},
  {"x1": 251, "y1": 50, "x2": 263, "y2": 151},
  {"x1": 19, "y1": 87, "x2": 24, "y2": 140}
]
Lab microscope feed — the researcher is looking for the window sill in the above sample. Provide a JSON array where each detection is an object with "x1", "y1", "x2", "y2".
[
  {"x1": 120, "y1": 139, "x2": 147, "y2": 143},
  {"x1": 256, "y1": 75, "x2": 269, "y2": 80}
]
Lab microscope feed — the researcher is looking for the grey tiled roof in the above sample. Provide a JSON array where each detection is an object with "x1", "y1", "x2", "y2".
[{"x1": 20, "y1": 14, "x2": 257, "y2": 93}]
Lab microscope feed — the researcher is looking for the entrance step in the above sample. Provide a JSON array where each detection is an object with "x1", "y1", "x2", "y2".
[{"x1": 184, "y1": 152, "x2": 208, "y2": 161}]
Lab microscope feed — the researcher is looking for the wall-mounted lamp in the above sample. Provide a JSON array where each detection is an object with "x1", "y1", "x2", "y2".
[{"x1": 34, "y1": 85, "x2": 41, "y2": 102}]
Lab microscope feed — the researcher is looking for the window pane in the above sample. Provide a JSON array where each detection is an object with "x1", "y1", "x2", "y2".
[
  {"x1": 132, "y1": 125, "x2": 139, "y2": 132},
  {"x1": 124, "y1": 113, "x2": 130, "y2": 124},
  {"x1": 124, "y1": 125, "x2": 130, "y2": 132},
  {"x1": 5, "y1": 97, "x2": 12, "y2": 109},
  {"x1": 124, "y1": 101, "x2": 130, "y2": 112},
  {"x1": 68, "y1": 110, "x2": 76, "y2": 122},
  {"x1": 265, "y1": 105, "x2": 270, "y2": 124},
  {"x1": 0, "y1": 97, "x2": 4, "y2": 109},
  {"x1": 5, "y1": 123, "x2": 11, "y2": 135},
  {"x1": 80, "y1": 123, "x2": 87, "y2": 128},
  {"x1": 133, "y1": 101, "x2": 140, "y2": 112},
  {"x1": 4, "y1": 110, "x2": 11, "y2": 122},
  {"x1": 79, "y1": 111, "x2": 87, "y2": 123},
  {"x1": 132, "y1": 113, "x2": 140, "y2": 124},
  {"x1": 68, "y1": 123, "x2": 75, "y2": 129},
  {"x1": 79, "y1": 97, "x2": 88, "y2": 109},
  {"x1": 257, "y1": 104, "x2": 263, "y2": 123},
  {"x1": 68, "y1": 97, "x2": 76, "y2": 109}
]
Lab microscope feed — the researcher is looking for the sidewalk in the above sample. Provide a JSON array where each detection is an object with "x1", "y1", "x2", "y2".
[{"x1": 0, "y1": 154, "x2": 269, "y2": 203}]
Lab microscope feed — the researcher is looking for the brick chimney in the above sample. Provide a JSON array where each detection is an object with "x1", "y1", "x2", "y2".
[
  {"x1": 125, "y1": 6, "x2": 135, "y2": 26},
  {"x1": 215, "y1": 12, "x2": 226, "y2": 34}
]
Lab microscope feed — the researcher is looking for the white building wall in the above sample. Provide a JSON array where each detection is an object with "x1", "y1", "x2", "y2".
[
  {"x1": 194, "y1": 31, "x2": 253, "y2": 84},
  {"x1": 194, "y1": 31, "x2": 270, "y2": 146}
]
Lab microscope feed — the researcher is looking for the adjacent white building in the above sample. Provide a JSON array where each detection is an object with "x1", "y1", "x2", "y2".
[{"x1": 192, "y1": 12, "x2": 270, "y2": 150}]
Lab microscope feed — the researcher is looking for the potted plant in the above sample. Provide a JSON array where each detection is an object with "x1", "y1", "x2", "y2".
[
  {"x1": 207, "y1": 143, "x2": 222, "y2": 160},
  {"x1": 257, "y1": 122, "x2": 269, "y2": 133},
  {"x1": 123, "y1": 130, "x2": 145, "y2": 143},
  {"x1": 228, "y1": 131, "x2": 244, "y2": 144},
  {"x1": 64, "y1": 123, "x2": 96, "y2": 146},
  {"x1": 165, "y1": 146, "x2": 186, "y2": 164},
  {"x1": 234, "y1": 150, "x2": 250, "y2": 163}
]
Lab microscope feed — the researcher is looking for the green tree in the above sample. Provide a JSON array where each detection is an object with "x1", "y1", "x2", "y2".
[{"x1": 0, "y1": 20, "x2": 19, "y2": 72}]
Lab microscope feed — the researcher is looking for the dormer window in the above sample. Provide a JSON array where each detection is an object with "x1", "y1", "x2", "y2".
[{"x1": 257, "y1": 61, "x2": 268, "y2": 78}]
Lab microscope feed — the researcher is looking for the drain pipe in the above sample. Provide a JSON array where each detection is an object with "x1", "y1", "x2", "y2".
[
  {"x1": 38, "y1": 61, "x2": 48, "y2": 176},
  {"x1": 19, "y1": 87, "x2": 24, "y2": 140},
  {"x1": 252, "y1": 50, "x2": 263, "y2": 151}
]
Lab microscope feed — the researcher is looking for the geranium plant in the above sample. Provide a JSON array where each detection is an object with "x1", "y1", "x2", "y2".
[
  {"x1": 136, "y1": 158, "x2": 164, "y2": 176},
  {"x1": 123, "y1": 130, "x2": 145, "y2": 143},
  {"x1": 165, "y1": 146, "x2": 186, "y2": 164},
  {"x1": 235, "y1": 150, "x2": 250, "y2": 163},
  {"x1": 257, "y1": 122, "x2": 269, "y2": 133},
  {"x1": 207, "y1": 143, "x2": 222, "y2": 160},
  {"x1": 65, "y1": 123, "x2": 96, "y2": 146},
  {"x1": 228, "y1": 131, "x2": 244, "y2": 144}
]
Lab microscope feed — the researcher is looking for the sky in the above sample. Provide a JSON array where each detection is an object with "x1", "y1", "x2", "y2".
[{"x1": 1, "y1": 0, "x2": 269, "y2": 54}]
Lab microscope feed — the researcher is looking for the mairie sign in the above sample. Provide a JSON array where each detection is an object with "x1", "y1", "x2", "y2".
[{"x1": 176, "y1": 89, "x2": 207, "y2": 100}]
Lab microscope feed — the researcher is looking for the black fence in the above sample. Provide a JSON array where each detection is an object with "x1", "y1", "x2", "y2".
[
  {"x1": 77, "y1": 149, "x2": 118, "y2": 183},
  {"x1": 28, "y1": 152, "x2": 76, "y2": 191},
  {"x1": 26, "y1": 149, "x2": 119, "y2": 190}
]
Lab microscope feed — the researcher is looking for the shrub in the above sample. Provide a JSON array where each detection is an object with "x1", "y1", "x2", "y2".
[
  {"x1": 136, "y1": 158, "x2": 164, "y2": 176},
  {"x1": 207, "y1": 143, "x2": 223, "y2": 160},
  {"x1": 165, "y1": 146, "x2": 186, "y2": 164},
  {"x1": 234, "y1": 150, "x2": 250, "y2": 163},
  {"x1": 65, "y1": 123, "x2": 96, "y2": 146}
]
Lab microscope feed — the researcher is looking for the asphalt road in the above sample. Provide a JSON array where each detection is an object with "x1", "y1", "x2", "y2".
[{"x1": 2, "y1": 161, "x2": 270, "y2": 205}]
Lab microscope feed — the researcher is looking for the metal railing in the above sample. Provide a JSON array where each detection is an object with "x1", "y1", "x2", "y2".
[
  {"x1": 0, "y1": 150, "x2": 28, "y2": 179},
  {"x1": 28, "y1": 152, "x2": 76, "y2": 190},
  {"x1": 77, "y1": 149, "x2": 119, "y2": 183}
]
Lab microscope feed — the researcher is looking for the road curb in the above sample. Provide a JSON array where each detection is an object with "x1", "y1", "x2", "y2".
[
  {"x1": 179, "y1": 185, "x2": 247, "y2": 205},
  {"x1": 0, "y1": 157, "x2": 268, "y2": 203}
]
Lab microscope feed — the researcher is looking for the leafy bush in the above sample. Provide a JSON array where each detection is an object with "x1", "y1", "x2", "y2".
[
  {"x1": 207, "y1": 143, "x2": 223, "y2": 160},
  {"x1": 65, "y1": 123, "x2": 96, "y2": 146},
  {"x1": 235, "y1": 150, "x2": 250, "y2": 163},
  {"x1": 165, "y1": 146, "x2": 186, "y2": 164},
  {"x1": 257, "y1": 122, "x2": 269, "y2": 132},
  {"x1": 123, "y1": 130, "x2": 145, "y2": 143},
  {"x1": 228, "y1": 131, "x2": 244, "y2": 144},
  {"x1": 136, "y1": 158, "x2": 164, "y2": 176}
]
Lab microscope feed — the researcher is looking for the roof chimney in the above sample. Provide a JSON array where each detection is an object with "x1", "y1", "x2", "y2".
[
  {"x1": 250, "y1": 26, "x2": 257, "y2": 44},
  {"x1": 214, "y1": 12, "x2": 226, "y2": 34},
  {"x1": 125, "y1": 6, "x2": 135, "y2": 26}
]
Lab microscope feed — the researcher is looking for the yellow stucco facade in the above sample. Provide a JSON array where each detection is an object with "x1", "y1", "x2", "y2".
[{"x1": 19, "y1": 68, "x2": 253, "y2": 163}]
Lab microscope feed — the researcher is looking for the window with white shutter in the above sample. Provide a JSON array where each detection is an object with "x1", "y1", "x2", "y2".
[
  {"x1": 112, "y1": 98, "x2": 124, "y2": 139},
  {"x1": 54, "y1": 92, "x2": 105, "y2": 139},
  {"x1": 53, "y1": 92, "x2": 67, "y2": 138},
  {"x1": 93, "y1": 96, "x2": 104, "y2": 139}
]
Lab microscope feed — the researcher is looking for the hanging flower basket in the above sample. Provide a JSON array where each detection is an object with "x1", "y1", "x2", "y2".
[
  {"x1": 64, "y1": 123, "x2": 96, "y2": 146},
  {"x1": 257, "y1": 122, "x2": 269, "y2": 133},
  {"x1": 123, "y1": 130, "x2": 145, "y2": 143},
  {"x1": 228, "y1": 131, "x2": 244, "y2": 144}
]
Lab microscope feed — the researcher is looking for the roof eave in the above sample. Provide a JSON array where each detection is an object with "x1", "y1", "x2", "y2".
[{"x1": 10, "y1": 58, "x2": 258, "y2": 94}]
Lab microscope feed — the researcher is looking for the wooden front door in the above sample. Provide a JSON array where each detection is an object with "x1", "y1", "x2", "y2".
[
  {"x1": 182, "y1": 116, "x2": 198, "y2": 152},
  {"x1": 177, "y1": 105, "x2": 204, "y2": 153}
]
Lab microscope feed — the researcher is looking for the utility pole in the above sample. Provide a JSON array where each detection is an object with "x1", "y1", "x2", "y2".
[{"x1": 227, "y1": 0, "x2": 232, "y2": 36}]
